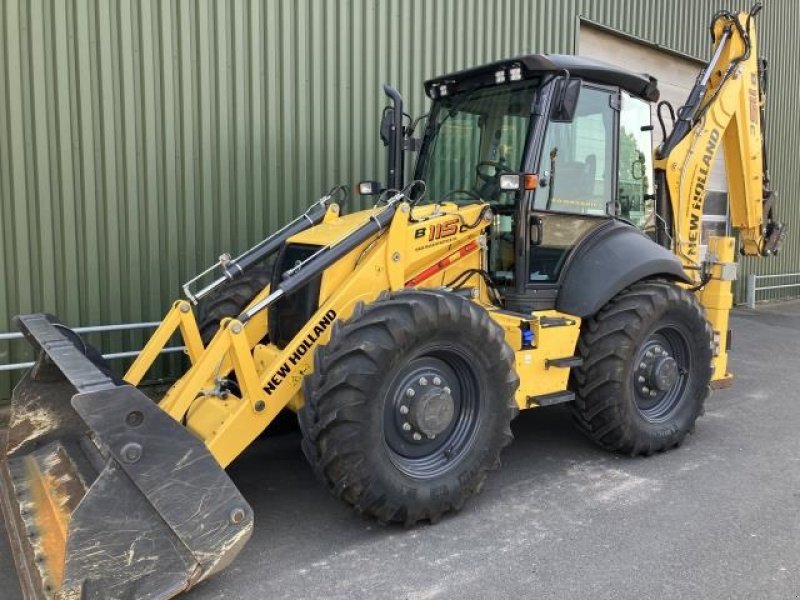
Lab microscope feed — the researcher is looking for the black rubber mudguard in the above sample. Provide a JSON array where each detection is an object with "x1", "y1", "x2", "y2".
[
  {"x1": 0, "y1": 314, "x2": 253, "y2": 599},
  {"x1": 556, "y1": 220, "x2": 691, "y2": 318}
]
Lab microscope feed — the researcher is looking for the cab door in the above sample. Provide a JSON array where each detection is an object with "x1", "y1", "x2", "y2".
[{"x1": 521, "y1": 84, "x2": 618, "y2": 309}]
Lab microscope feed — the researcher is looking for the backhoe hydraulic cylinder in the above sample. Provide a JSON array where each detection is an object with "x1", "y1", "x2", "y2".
[{"x1": 658, "y1": 28, "x2": 731, "y2": 158}]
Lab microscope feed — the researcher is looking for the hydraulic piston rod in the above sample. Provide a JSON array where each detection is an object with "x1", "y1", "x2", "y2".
[
  {"x1": 183, "y1": 188, "x2": 345, "y2": 303},
  {"x1": 240, "y1": 193, "x2": 406, "y2": 322}
]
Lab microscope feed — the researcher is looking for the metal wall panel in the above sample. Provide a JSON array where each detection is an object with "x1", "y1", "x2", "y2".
[{"x1": 1, "y1": 0, "x2": 798, "y2": 399}]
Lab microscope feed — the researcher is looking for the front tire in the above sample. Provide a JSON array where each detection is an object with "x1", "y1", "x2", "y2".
[
  {"x1": 571, "y1": 280, "x2": 713, "y2": 456},
  {"x1": 299, "y1": 290, "x2": 519, "y2": 525}
]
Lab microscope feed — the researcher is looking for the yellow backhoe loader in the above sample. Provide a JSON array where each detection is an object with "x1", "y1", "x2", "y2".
[{"x1": 1, "y1": 4, "x2": 783, "y2": 598}]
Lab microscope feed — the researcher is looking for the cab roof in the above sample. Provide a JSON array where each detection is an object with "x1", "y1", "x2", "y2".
[{"x1": 424, "y1": 53, "x2": 660, "y2": 103}]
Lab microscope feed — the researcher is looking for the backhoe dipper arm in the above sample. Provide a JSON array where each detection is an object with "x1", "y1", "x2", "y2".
[{"x1": 655, "y1": 3, "x2": 783, "y2": 268}]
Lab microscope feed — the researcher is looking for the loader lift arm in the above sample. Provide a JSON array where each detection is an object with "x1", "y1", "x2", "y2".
[{"x1": 124, "y1": 191, "x2": 342, "y2": 387}]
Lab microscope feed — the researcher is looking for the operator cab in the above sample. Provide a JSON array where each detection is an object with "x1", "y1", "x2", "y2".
[{"x1": 414, "y1": 54, "x2": 660, "y2": 312}]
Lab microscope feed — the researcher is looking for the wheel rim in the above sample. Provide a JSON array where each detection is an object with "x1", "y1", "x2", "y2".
[
  {"x1": 383, "y1": 347, "x2": 481, "y2": 479},
  {"x1": 631, "y1": 323, "x2": 692, "y2": 423}
]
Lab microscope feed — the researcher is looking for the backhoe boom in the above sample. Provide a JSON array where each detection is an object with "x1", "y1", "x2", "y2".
[{"x1": 655, "y1": 3, "x2": 782, "y2": 266}]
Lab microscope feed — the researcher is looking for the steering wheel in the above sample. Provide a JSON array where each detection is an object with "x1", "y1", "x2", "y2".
[{"x1": 476, "y1": 160, "x2": 514, "y2": 183}]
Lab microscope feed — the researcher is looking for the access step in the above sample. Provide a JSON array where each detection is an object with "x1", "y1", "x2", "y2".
[
  {"x1": 527, "y1": 390, "x2": 576, "y2": 407},
  {"x1": 544, "y1": 356, "x2": 583, "y2": 369},
  {"x1": 539, "y1": 316, "x2": 577, "y2": 328}
]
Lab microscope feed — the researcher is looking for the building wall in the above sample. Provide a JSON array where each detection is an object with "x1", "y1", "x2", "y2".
[{"x1": 1, "y1": 0, "x2": 798, "y2": 399}]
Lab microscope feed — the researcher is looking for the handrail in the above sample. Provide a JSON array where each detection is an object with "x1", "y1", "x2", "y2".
[
  {"x1": 0, "y1": 321, "x2": 182, "y2": 372},
  {"x1": 746, "y1": 272, "x2": 800, "y2": 308}
]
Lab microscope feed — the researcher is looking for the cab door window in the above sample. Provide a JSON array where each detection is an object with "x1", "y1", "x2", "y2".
[
  {"x1": 526, "y1": 86, "x2": 615, "y2": 285},
  {"x1": 533, "y1": 86, "x2": 615, "y2": 215}
]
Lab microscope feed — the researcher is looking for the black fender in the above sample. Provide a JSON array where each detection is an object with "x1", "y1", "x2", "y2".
[{"x1": 556, "y1": 220, "x2": 691, "y2": 318}]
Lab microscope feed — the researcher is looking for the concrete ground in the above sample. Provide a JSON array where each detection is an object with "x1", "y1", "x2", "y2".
[{"x1": 2, "y1": 302, "x2": 799, "y2": 599}]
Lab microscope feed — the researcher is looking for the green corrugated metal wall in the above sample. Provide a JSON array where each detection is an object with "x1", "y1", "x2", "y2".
[{"x1": 1, "y1": 0, "x2": 798, "y2": 400}]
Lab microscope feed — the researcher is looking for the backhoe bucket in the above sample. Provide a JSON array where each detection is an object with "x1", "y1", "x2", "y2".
[{"x1": 1, "y1": 314, "x2": 253, "y2": 599}]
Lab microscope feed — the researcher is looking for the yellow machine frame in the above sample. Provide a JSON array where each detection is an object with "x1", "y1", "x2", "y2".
[
  {"x1": 126, "y1": 201, "x2": 581, "y2": 467},
  {"x1": 1, "y1": 6, "x2": 781, "y2": 599},
  {"x1": 123, "y1": 8, "x2": 778, "y2": 468},
  {"x1": 122, "y1": 10, "x2": 778, "y2": 469}
]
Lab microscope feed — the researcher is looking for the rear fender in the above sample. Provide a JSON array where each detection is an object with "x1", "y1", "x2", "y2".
[{"x1": 556, "y1": 221, "x2": 691, "y2": 318}]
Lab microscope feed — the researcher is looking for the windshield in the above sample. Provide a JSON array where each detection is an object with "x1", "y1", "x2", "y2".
[{"x1": 415, "y1": 81, "x2": 538, "y2": 204}]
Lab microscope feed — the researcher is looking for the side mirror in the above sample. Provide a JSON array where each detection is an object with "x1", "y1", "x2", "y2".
[
  {"x1": 380, "y1": 107, "x2": 394, "y2": 147},
  {"x1": 551, "y1": 78, "x2": 582, "y2": 122}
]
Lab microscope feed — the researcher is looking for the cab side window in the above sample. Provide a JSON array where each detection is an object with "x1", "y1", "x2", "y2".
[{"x1": 617, "y1": 91, "x2": 655, "y2": 234}]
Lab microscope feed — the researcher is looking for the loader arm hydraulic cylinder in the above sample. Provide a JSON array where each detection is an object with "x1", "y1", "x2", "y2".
[
  {"x1": 186, "y1": 194, "x2": 335, "y2": 303},
  {"x1": 241, "y1": 197, "x2": 403, "y2": 322}
]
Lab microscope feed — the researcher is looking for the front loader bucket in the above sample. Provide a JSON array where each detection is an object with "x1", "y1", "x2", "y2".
[{"x1": 1, "y1": 314, "x2": 253, "y2": 599}]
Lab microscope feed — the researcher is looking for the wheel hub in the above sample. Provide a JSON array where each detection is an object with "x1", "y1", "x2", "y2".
[
  {"x1": 651, "y1": 355, "x2": 678, "y2": 391},
  {"x1": 408, "y1": 386, "x2": 455, "y2": 439},
  {"x1": 397, "y1": 374, "x2": 456, "y2": 442},
  {"x1": 634, "y1": 343, "x2": 678, "y2": 397},
  {"x1": 632, "y1": 327, "x2": 691, "y2": 423}
]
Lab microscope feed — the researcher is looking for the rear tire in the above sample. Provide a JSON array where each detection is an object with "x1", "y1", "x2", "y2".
[
  {"x1": 571, "y1": 280, "x2": 713, "y2": 456},
  {"x1": 299, "y1": 289, "x2": 519, "y2": 525}
]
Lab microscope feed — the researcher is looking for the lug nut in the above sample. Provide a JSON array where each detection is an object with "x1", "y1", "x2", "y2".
[
  {"x1": 640, "y1": 362, "x2": 647, "y2": 369},
  {"x1": 642, "y1": 386, "x2": 650, "y2": 394},
  {"x1": 443, "y1": 386, "x2": 451, "y2": 395},
  {"x1": 402, "y1": 423, "x2": 412, "y2": 431},
  {"x1": 419, "y1": 377, "x2": 428, "y2": 386},
  {"x1": 638, "y1": 376, "x2": 645, "y2": 383},
  {"x1": 654, "y1": 345, "x2": 662, "y2": 353},
  {"x1": 650, "y1": 390, "x2": 658, "y2": 397},
  {"x1": 646, "y1": 350, "x2": 654, "y2": 358},
  {"x1": 412, "y1": 433, "x2": 422, "y2": 441},
  {"x1": 399, "y1": 405, "x2": 409, "y2": 415},
  {"x1": 433, "y1": 376, "x2": 442, "y2": 386},
  {"x1": 405, "y1": 388, "x2": 415, "y2": 398}
]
